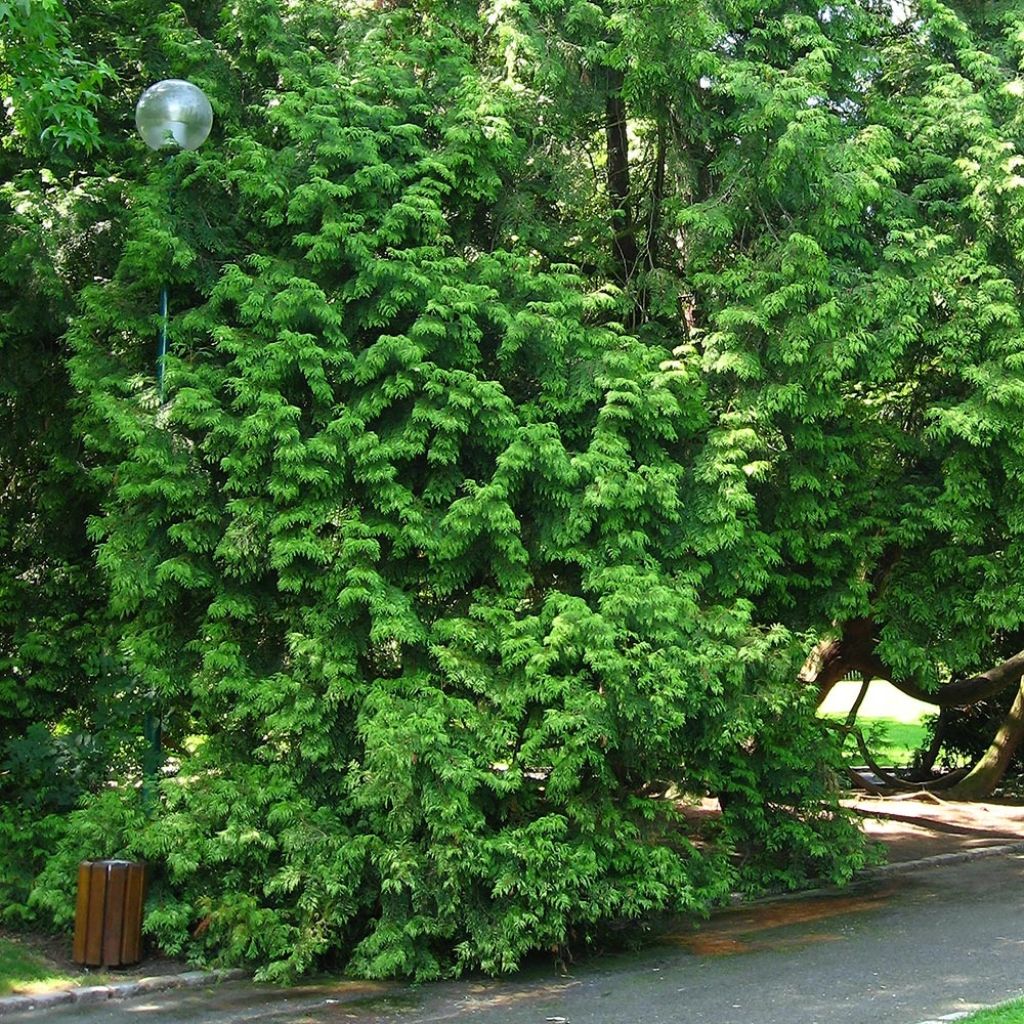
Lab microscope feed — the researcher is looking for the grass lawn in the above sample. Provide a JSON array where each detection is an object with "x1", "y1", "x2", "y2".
[
  {"x1": 839, "y1": 715, "x2": 930, "y2": 765},
  {"x1": 0, "y1": 929, "x2": 187, "y2": 996},
  {"x1": 961, "y1": 999, "x2": 1024, "y2": 1023},
  {"x1": 818, "y1": 679, "x2": 936, "y2": 766},
  {"x1": 0, "y1": 936, "x2": 75, "y2": 996}
]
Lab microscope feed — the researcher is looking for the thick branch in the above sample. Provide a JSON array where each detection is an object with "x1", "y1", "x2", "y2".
[
  {"x1": 847, "y1": 766, "x2": 887, "y2": 795},
  {"x1": 947, "y1": 679, "x2": 1024, "y2": 800},
  {"x1": 888, "y1": 651, "x2": 1024, "y2": 707},
  {"x1": 806, "y1": 617, "x2": 1024, "y2": 709},
  {"x1": 804, "y1": 618, "x2": 888, "y2": 704},
  {"x1": 805, "y1": 616, "x2": 1024, "y2": 798}
]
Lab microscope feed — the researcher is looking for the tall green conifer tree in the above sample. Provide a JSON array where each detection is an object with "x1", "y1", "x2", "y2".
[{"x1": 9, "y1": 0, "x2": 863, "y2": 977}]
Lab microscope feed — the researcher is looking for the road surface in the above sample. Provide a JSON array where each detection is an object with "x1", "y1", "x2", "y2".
[{"x1": 26, "y1": 853, "x2": 1024, "y2": 1024}]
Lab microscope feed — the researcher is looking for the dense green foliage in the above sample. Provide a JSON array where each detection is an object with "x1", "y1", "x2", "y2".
[
  {"x1": 3, "y1": 0, "x2": 1024, "y2": 981},
  {"x1": 0, "y1": 0, "x2": 138, "y2": 911}
]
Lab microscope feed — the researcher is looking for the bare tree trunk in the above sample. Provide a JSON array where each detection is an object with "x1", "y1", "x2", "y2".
[
  {"x1": 947, "y1": 680, "x2": 1024, "y2": 800},
  {"x1": 801, "y1": 618, "x2": 888, "y2": 705},
  {"x1": 605, "y1": 82, "x2": 637, "y2": 284}
]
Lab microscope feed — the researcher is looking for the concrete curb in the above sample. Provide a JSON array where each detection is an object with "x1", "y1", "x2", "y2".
[
  {"x1": 863, "y1": 839, "x2": 1024, "y2": 878},
  {"x1": 724, "y1": 838, "x2": 1024, "y2": 909},
  {"x1": 0, "y1": 968, "x2": 248, "y2": 1017}
]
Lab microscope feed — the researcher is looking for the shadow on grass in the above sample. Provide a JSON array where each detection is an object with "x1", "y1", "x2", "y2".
[{"x1": 0, "y1": 936, "x2": 75, "y2": 996}]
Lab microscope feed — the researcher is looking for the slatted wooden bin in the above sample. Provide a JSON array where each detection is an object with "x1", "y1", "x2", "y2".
[{"x1": 72, "y1": 860, "x2": 146, "y2": 967}]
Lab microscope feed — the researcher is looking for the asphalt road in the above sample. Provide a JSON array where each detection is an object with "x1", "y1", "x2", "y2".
[{"x1": 27, "y1": 854, "x2": 1024, "y2": 1024}]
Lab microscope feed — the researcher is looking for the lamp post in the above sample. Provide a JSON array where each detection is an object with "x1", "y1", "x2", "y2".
[
  {"x1": 134, "y1": 79, "x2": 213, "y2": 810},
  {"x1": 135, "y1": 79, "x2": 213, "y2": 399}
]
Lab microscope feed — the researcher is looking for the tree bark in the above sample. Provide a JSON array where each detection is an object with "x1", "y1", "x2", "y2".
[
  {"x1": 804, "y1": 617, "x2": 1024, "y2": 798},
  {"x1": 946, "y1": 679, "x2": 1024, "y2": 800},
  {"x1": 605, "y1": 83, "x2": 638, "y2": 284},
  {"x1": 806, "y1": 618, "x2": 1024, "y2": 709},
  {"x1": 803, "y1": 618, "x2": 888, "y2": 705},
  {"x1": 887, "y1": 651, "x2": 1024, "y2": 708}
]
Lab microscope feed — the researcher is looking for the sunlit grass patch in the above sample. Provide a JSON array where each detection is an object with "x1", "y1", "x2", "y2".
[
  {"x1": 852, "y1": 716, "x2": 929, "y2": 765},
  {"x1": 0, "y1": 937, "x2": 75, "y2": 996},
  {"x1": 818, "y1": 680, "x2": 936, "y2": 766},
  {"x1": 959, "y1": 998, "x2": 1024, "y2": 1023}
]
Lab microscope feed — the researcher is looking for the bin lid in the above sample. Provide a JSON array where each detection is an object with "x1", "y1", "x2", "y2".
[{"x1": 80, "y1": 859, "x2": 144, "y2": 867}]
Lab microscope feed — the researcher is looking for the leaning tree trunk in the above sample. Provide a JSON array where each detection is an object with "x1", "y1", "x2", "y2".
[
  {"x1": 802, "y1": 618, "x2": 888, "y2": 706},
  {"x1": 946, "y1": 679, "x2": 1024, "y2": 800},
  {"x1": 803, "y1": 617, "x2": 1024, "y2": 797}
]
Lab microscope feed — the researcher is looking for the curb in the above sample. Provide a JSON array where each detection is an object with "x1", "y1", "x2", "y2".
[
  {"x1": 863, "y1": 839, "x2": 1024, "y2": 878},
  {"x1": 0, "y1": 968, "x2": 248, "y2": 1017},
  {"x1": 726, "y1": 838, "x2": 1024, "y2": 909}
]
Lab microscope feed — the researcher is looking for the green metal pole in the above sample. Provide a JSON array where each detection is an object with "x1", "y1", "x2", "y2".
[
  {"x1": 144, "y1": 153, "x2": 173, "y2": 813},
  {"x1": 157, "y1": 284, "x2": 169, "y2": 402},
  {"x1": 156, "y1": 149, "x2": 173, "y2": 404},
  {"x1": 144, "y1": 285, "x2": 167, "y2": 812},
  {"x1": 145, "y1": 286, "x2": 167, "y2": 812}
]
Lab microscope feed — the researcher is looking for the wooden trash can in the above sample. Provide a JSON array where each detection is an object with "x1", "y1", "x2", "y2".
[{"x1": 72, "y1": 860, "x2": 146, "y2": 967}]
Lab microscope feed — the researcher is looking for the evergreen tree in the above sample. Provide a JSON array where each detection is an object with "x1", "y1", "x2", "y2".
[{"x1": 6, "y1": 0, "x2": 1024, "y2": 981}]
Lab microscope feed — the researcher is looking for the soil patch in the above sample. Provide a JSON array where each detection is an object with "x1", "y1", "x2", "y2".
[{"x1": 680, "y1": 794, "x2": 1024, "y2": 865}]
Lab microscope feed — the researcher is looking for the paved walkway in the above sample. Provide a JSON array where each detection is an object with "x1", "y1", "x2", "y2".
[
  {"x1": 680, "y1": 794, "x2": 1024, "y2": 864},
  {"x1": 18, "y1": 853, "x2": 1024, "y2": 1024},
  {"x1": 855, "y1": 795, "x2": 1024, "y2": 861}
]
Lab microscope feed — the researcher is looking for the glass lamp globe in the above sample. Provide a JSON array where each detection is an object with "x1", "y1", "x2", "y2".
[{"x1": 135, "y1": 79, "x2": 213, "y2": 151}]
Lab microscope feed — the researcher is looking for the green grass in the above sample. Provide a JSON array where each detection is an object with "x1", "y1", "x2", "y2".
[
  {"x1": 822, "y1": 714, "x2": 930, "y2": 766},
  {"x1": 960, "y1": 998, "x2": 1024, "y2": 1023},
  {"x1": 818, "y1": 680, "x2": 941, "y2": 766},
  {"x1": 860, "y1": 717, "x2": 930, "y2": 764},
  {"x1": 0, "y1": 937, "x2": 74, "y2": 996}
]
